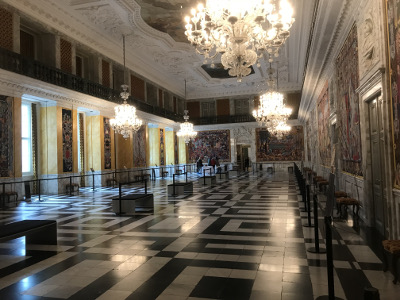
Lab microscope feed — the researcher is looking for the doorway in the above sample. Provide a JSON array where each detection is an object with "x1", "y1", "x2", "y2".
[
  {"x1": 367, "y1": 95, "x2": 385, "y2": 235},
  {"x1": 236, "y1": 145, "x2": 250, "y2": 171}
]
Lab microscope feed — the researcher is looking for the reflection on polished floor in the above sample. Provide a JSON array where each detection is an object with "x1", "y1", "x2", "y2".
[{"x1": 0, "y1": 170, "x2": 399, "y2": 299}]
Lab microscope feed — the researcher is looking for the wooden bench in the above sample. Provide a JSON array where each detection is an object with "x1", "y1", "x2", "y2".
[
  {"x1": 66, "y1": 183, "x2": 79, "y2": 194},
  {"x1": 336, "y1": 197, "x2": 361, "y2": 218},
  {"x1": 382, "y1": 240, "x2": 400, "y2": 284},
  {"x1": 0, "y1": 220, "x2": 57, "y2": 248}
]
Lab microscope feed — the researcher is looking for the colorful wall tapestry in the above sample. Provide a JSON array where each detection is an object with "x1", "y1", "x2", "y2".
[
  {"x1": 256, "y1": 127, "x2": 304, "y2": 161},
  {"x1": 174, "y1": 132, "x2": 179, "y2": 165},
  {"x1": 0, "y1": 96, "x2": 13, "y2": 177},
  {"x1": 317, "y1": 82, "x2": 331, "y2": 166},
  {"x1": 306, "y1": 120, "x2": 311, "y2": 161},
  {"x1": 388, "y1": 0, "x2": 400, "y2": 187},
  {"x1": 133, "y1": 125, "x2": 146, "y2": 167},
  {"x1": 310, "y1": 108, "x2": 318, "y2": 163},
  {"x1": 160, "y1": 128, "x2": 165, "y2": 166},
  {"x1": 336, "y1": 24, "x2": 362, "y2": 176},
  {"x1": 103, "y1": 117, "x2": 111, "y2": 169},
  {"x1": 62, "y1": 109, "x2": 73, "y2": 172},
  {"x1": 188, "y1": 130, "x2": 230, "y2": 162}
]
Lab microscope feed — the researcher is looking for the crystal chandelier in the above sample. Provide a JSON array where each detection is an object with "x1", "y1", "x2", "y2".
[
  {"x1": 252, "y1": 90, "x2": 292, "y2": 129},
  {"x1": 110, "y1": 36, "x2": 142, "y2": 139},
  {"x1": 110, "y1": 84, "x2": 143, "y2": 139},
  {"x1": 273, "y1": 121, "x2": 291, "y2": 139},
  {"x1": 184, "y1": 0, "x2": 295, "y2": 82},
  {"x1": 177, "y1": 110, "x2": 197, "y2": 144}
]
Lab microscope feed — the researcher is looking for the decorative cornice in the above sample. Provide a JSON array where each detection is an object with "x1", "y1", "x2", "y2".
[
  {"x1": 356, "y1": 68, "x2": 385, "y2": 98},
  {"x1": 300, "y1": 0, "x2": 353, "y2": 121},
  {"x1": 0, "y1": 69, "x2": 178, "y2": 127},
  {"x1": 3, "y1": 0, "x2": 306, "y2": 101}
]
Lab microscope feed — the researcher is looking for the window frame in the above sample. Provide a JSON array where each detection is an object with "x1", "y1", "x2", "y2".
[{"x1": 21, "y1": 101, "x2": 33, "y2": 176}]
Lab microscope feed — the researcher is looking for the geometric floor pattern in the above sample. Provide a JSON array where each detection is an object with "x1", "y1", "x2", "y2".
[{"x1": 0, "y1": 170, "x2": 399, "y2": 299}]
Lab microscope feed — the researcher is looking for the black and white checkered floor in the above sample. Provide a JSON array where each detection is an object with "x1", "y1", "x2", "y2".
[{"x1": 0, "y1": 171, "x2": 399, "y2": 299}]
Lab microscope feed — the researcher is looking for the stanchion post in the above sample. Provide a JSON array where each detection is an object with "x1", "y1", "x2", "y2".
[
  {"x1": 118, "y1": 183, "x2": 122, "y2": 215},
  {"x1": 173, "y1": 174, "x2": 176, "y2": 196},
  {"x1": 315, "y1": 217, "x2": 343, "y2": 300},
  {"x1": 69, "y1": 176, "x2": 72, "y2": 196},
  {"x1": 38, "y1": 179, "x2": 41, "y2": 202},
  {"x1": 303, "y1": 184, "x2": 314, "y2": 227},
  {"x1": 307, "y1": 194, "x2": 326, "y2": 254}
]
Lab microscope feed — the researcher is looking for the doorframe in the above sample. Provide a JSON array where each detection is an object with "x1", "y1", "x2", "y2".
[
  {"x1": 365, "y1": 92, "x2": 385, "y2": 234},
  {"x1": 357, "y1": 70, "x2": 389, "y2": 235}
]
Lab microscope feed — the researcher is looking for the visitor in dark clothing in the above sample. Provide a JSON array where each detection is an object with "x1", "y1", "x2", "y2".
[
  {"x1": 210, "y1": 157, "x2": 216, "y2": 172},
  {"x1": 245, "y1": 157, "x2": 250, "y2": 172},
  {"x1": 197, "y1": 157, "x2": 203, "y2": 173}
]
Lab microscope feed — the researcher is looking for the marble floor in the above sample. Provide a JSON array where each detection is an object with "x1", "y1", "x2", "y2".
[{"x1": 0, "y1": 170, "x2": 399, "y2": 299}]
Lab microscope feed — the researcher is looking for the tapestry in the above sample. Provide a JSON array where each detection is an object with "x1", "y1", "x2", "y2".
[
  {"x1": 188, "y1": 130, "x2": 230, "y2": 162},
  {"x1": 310, "y1": 108, "x2": 317, "y2": 163},
  {"x1": 62, "y1": 109, "x2": 73, "y2": 172},
  {"x1": 0, "y1": 96, "x2": 13, "y2": 177},
  {"x1": 256, "y1": 127, "x2": 304, "y2": 161},
  {"x1": 133, "y1": 125, "x2": 146, "y2": 167},
  {"x1": 388, "y1": 0, "x2": 400, "y2": 186},
  {"x1": 317, "y1": 82, "x2": 331, "y2": 166},
  {"x1": 336, "y1": 24, "x2": 362, "y2": 176},
  {"x1": 306, "y1": 120, "x2": 311, "y2": 161},
  {"x1": 160, "y1": 128, "x2": 165, "y2": 166},
  {"x1": 103, "y1": 117, "x2": 111, "y2": 169},
  {"x1": 174, "y1": 132, "x2": 179, "y2": 165}
]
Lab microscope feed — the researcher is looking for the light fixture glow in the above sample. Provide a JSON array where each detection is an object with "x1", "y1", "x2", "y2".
[
  {"x1": 177, "y1": 110, "x2": 197, "y2": 144},
  {"x1": 184, "y1": 0, "x2": 295, "y2": 81},
  {"x1": 110, "y1": 84, "x2": 142, "y2": 139},
  {"x1": 110, "y1": 36, "x2": 142, "y2": 139}
]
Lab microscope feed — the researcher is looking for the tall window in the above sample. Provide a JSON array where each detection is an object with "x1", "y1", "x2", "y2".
[
  {"x1": 21, "y1": 102, "x2": 32, "y2": 175},
  {"x1": 235, "y1": 99, "x2": 249, "y2": 115}
]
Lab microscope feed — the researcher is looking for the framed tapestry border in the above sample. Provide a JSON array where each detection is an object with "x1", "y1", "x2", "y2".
[
  {"x1": 160, "y1": 128, "x2": 165, "y2": 166},
  {"x1": 104, "y1": 117, "x2": 111, "y2": 169},
  {"x1": 133, "y1": 125, "x2": 146, "y2": 168},
  {"x1": 387, "y1": 0, "x2": 400, "y2": 188},
  {"x1": 336, "y1": 23, "x2": 363, "y2": 177},
  {"x1": 255, "y1": 127, "x2": 304, "y2": 162},
  {"x1": 188, "y1": 129, "x2": 231, "y2": 162},
  {"x1": 62, "y1": 108, "x2": 73, "y2": 172},
  {"x1": 0, "y1": 96, "x2": 13, "y2": 177}
]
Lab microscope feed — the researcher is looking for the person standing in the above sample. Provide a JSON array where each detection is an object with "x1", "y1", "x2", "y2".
[
  {"x1": 245, "y1": 157, "x2": 250, "y2": 172},
  {"x1": 197, "y1": 157, "x2": 203, "y2": 173},
  {"x1": 210, "y1": 157, "x2": 216, "y2": 173}
]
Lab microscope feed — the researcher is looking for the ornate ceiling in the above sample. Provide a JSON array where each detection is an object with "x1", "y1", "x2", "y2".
[{"x1": 4, "y1": 0, "x2": 322, "y2": 115}]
